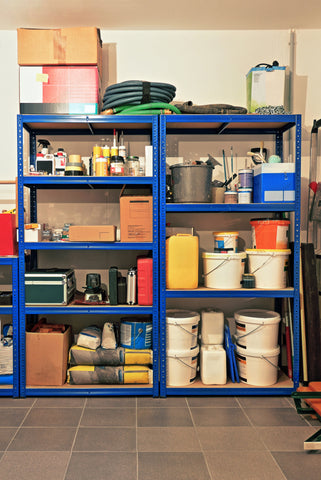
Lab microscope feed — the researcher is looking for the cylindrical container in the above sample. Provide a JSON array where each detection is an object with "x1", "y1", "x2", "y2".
[
  {"x1": 120, "y1": 319, "x2": 152, "y2": 349},
  {"x1": 127, "y1": 156, "x2": 140, "y2": 176},
  {"x1": 95, "y1": 157, "x2": 108, "y2": 176},
  {"x1": 118, "y1": 145, "x2": 126, "y2": 160},
  {"x1": 224, "y1": 190, "x2": 238, "y2": 204},
  {"x1": 202, "y1": 252, "x2": 246, "y2": 289},
  {"x1": 170, "y1": 164, "x2": 213, "y2": 203},
  {"x1": 126, "y1": 267, "x2": 137, "y2": 305},
  {"x1": 166, "y1": 309, "x2": 200, "y2": 350},
  {"x1": 241, "y1": 273, "x2": 256, "y2": 288},
  {"x1": 200, "y1": 309, "x2": 224, "y2": 345},
  {"x1": 64, "y1": 162, "x2": 84, "y2": 176},
  {"x1": 234, "y1": 309, "x2": 281, "y2": 351},
  {"x1": 250, "y1": 219, "x2": 290, "y2": 249},
  {"x1": 200, "y1": 345, "x2": 227, "y2": 385},
  {"x1": 238, "y1": 169, "x2": 253, "y2": 188},
  {"x1": 92, "y1": 145, "x2": 102, "y2": 173},
  {"x1": 111, "y1": 145, "x2": 119, "y2": 158},
  {"x1": 246, "y1": 249, "x2": 291, "y2": 289},
  {"x1": 213, "y1": 231, "x2": 239, "y2": 253},
  {"x1": 166, "y1": 345, "x2": 199, "y2": 386},
  {"x1": 110, "y1": 155, "x2": 125, "y2": 176},
  {"x1": 238, "y1": 188, "x2": 252, "y2": 204},
  {"x1": 236, "y1": 345, "x2": 280, "y2": 386}
]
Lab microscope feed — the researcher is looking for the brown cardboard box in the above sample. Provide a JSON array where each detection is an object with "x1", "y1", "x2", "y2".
[
  {"x1": 17, "y1": 27, "x2": 102, "y2": 74},
  {"x1": 120, "y1": 196, "x2": 153, "y2": 242},
  {"x1": 68, "y1": 225, "x2": 116, "y2": 242},
  {"x1": 26, "y1": 326, "x2": 71, "y2": 386}
]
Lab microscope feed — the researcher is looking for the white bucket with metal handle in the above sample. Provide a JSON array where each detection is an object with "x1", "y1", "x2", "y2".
[
  {"x1": 234, "y1": 309, "x2": 281, "y2": 351},
  {"x1": 236, "y1": 344, "x2": 280, "y2": 386},
  {"x1": 246, "y1": 249, "x2": 291, "y2": 289},
  {"x1": 166, "y1": 345, "x2": 199, "y2": 386},
  {"x1": 166, "y1": 310, "x2": 200, "y2": 350},
  {"x1": 202, "y1": 252, "x2": 246, "y2": 289}
]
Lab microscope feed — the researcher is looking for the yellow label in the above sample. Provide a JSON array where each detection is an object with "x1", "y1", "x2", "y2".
[{"x1": 36, "y1": 73, "x2": 49, "y2": 83}]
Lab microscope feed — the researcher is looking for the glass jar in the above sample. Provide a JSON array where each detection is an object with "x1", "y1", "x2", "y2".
[
  {"x1": 126, "y1": 156, "x2": 140, "y2": 176},
  {"x1": 110, "y1": 155, "x2": 125, "y2": 176}
]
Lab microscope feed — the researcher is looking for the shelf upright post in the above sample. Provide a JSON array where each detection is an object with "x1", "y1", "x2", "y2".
[{"x1": 159, "y1": 115, "x2": 167, "y2": 397}]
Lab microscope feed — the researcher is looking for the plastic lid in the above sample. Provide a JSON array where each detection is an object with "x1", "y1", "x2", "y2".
[
  {"x1": 246, "y1": 249, "x2": 291, "y2": 254},
  {"x1": 202, "y1": 252, "x2": 246, "y2": 259},
  {"x1": 167, "y1": 345, "x2": 200, "y2": 357},
  {"x1": 166, "y1": 309, "x2": 200, "y2": 324},
  {"x1": 236, "y1": 344, "x2": 280, "y2": 357},
  {"x1": 234, "y1": 309, "x2": 280, "y2": 324},
  {"x1": 238, "y1": 169, "x2": 253, "y2": 173},
  {"x1": 250, "y1": 219, "x2": 290, "y2": 225},
  {"x1": 213, "y1": 231, "x2": 239, "y2": 236}
]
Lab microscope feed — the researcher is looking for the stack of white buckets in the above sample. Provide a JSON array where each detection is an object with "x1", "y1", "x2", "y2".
[
  {"x1": 166, "y1": 308, "x2": 227, "y2": 386},
  {"x1": 234, "y1": 309, "x2": 281, "y2": 386}
]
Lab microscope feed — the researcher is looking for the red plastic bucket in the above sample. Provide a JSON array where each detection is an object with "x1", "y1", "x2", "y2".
[{"x1": 250, "y1": 219, "x2": 290, "y2": 249}]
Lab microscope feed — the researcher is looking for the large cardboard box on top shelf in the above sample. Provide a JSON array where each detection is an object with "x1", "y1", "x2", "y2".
[
  {"x1": 26, "y1": 326, "x2": 71, "y2": 386},
  {"x1": 120, "y1": 194, "x2": 153, "y2": 242},
  {"x1": 17, "y1": 27, "x2": 102, "y2": 75}
]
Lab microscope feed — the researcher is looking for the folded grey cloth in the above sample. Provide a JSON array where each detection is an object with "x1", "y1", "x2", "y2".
[{"x1": 173, "y1": 101, "x2": 247, "y2": 115}]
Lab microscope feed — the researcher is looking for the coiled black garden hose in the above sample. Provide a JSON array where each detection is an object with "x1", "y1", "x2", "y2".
[{"x1": 102, "y1": 80, "x2": 179, "y2": 114}]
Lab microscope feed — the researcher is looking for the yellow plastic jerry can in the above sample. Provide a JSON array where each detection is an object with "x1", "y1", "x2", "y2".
[{"x1": 166, "y1": 234, "x2": 199, "y2": 289}]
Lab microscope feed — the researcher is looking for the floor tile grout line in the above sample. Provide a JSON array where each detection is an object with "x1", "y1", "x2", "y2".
[
  {"x1": 0, "y1": 397, "x2": 37, "y2": 458},
  {"x1": 62, "y1": 397, "x2": 87, "y2": 480},
  {"x1": 186, "y1": 396, "x2": 214, "y2": 480}
]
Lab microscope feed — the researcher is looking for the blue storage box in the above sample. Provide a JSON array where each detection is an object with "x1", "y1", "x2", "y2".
[{"x1": 253, "y1": 163, "x2": 295, "y2": 203}]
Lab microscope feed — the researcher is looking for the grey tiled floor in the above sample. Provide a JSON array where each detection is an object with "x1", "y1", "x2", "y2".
[{"x1": 0, "y1": 395, "x2": 320, "y2": 480}]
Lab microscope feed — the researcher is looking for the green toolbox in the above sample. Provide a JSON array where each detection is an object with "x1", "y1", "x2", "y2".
[{"x1": 25, "y1": 268, "x2": 76, "y2": 305}]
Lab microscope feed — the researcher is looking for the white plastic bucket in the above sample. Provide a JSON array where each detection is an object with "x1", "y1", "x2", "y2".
[
  {"x1": 213, "y1": 231, "x2": 239, "y2": 252},
  {"x1": 166, "y1": 309, "x2": 200, "y2": 350},
  {"x1": 246, "y1": 249, "x2": 291, "y2": 289},
  {"x1": 235, "y1": 345, "x2": 280, "y2": 386},
  {"x1": 234, "y1": 309, "x2": 281, "y2": 351},
  {"x1": 202, "y1": 252, "x2": 246, "y2": 289},
  {"x1": 167, "y1": 345, "x2": 199, "y2": 386}
]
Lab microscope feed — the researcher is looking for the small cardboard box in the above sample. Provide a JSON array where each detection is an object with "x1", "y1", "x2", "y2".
[
  {"x1": 19, "y1": 66, "x2": 100, "y2": 115},
  {"x1": 253, "y1": 163, "x2": 295, "y2": 203},
  {"x1": 120, "y1": 195, "x2": 153, "y2": 242},
  {"x1": 68, "y1": 225, "x2": 116, "y2": 242},
  {"x1": 0, "y1": 214, "x2": 18, "y2": 255},
  {"x1": 17, "y1": 27, "x2": 102, "y2": 74},
  {"x1": 246, "y1": 65, "x2": 289, "y2": 113},
  {"x1": 26, "y1": 326, "x2": 71, "y2": 386}
]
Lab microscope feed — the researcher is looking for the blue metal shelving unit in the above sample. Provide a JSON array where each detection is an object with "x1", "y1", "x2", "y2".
[
  {"x1": 159, "y1": 114, "x2": 301, "y2": 397},
  {"x1": 17, "y1": 114, "x2": 159, "y2": 397},
  {"x1": 0, "y1": 256, "x2": 19, "y2": 397}
]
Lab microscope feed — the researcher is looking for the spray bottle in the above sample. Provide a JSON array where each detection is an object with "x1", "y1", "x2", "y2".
[
  {"x1": 111, "y1": 129, "x2": 119, "y2": 157},
  {"x1": 36, "y1": 139, "x2": 55, "y2": 174}
]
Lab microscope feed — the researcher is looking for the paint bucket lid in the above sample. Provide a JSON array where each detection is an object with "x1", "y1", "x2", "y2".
[
  {"x1": 166, "y1": 309, "x2": 200, "y2": 324},
  {"x1": 250, "y1": 218, "x2": 290, "y2": 225},
  {"x1": 238, "y1": 188, "x2": 253, "y2": 192},
  {"x1": 202, "y1": 252, "x2": 246, "y2": 260},
  {"x1": 235, "y1": 308, "x2": 280, "y2": 324},
  {"x1": 167, "y1": 345, "x2": 199, "y2": 357},
  {"x1": 213, "y1": 231, "x2": 239, "y2": 236},
  {"x1": 246, "y1": 248, "x2": 291, "y2": 255},
  {"x1": 238, "y1": 169, "x2": 253, "y2": 174},
  {"x1": 236, "y1": 344, "x2": 280, "y2": 357},
  {"x1": 224, "y1": 190, "x2": 238, "y2": 195}
]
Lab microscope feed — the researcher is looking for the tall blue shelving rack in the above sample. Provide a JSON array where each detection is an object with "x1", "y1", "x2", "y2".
[
  {"x1": 0, "y1": 255, "x2": 19, "y2": 397},
  {"x1": 17, "y1": 114, "x2": 159, "y2": 397},
  {"x1": 159, "y1": 114, "x2": 301, "y2": 397}
]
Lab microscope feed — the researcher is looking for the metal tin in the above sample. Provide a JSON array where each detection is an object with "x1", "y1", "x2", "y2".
[
  {"x1": 238, "y1": 188, "x2": 252, "y2": 204},
  {"x1": 241, "y1": 273, "x2": 256, "y2": 288},
  {"x1": 126, "y1": 267, "x2": 137, "y2": 305},
  {"x1": 238, "y1": 169, "x2": 253, "y2": 188},
  {"x1": 224, "y1": 191, "x2": 238, "y2": 204}
]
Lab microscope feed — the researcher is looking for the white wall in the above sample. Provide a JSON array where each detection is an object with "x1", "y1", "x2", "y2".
[{"x1": 1, "y1": 28, "x2": 321, "y2": 234}]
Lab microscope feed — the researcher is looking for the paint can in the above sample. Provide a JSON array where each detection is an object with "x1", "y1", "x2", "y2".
[
  {"x1": 213, "y1": 231, "x2": 239, "y2": 252},
  {"x1": 238, "y1": 187, "x2": 252, "y2": 204},
  {"x1": 224, "y1": 191, "x2": 238, "y2": 204},
  {"x1": 238, "y1": 169, "x2": 253, "y2": 188}
]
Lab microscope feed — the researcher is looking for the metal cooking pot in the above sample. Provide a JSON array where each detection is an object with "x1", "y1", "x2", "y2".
[{"x1": 170, "y1": 163, "x2": 213, "y2": 203}]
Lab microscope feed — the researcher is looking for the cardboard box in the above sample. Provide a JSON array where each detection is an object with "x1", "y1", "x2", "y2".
[
  {"x1": 120, "y1": 195, "x2": 153, "y2": 242},
  {"x1": 17, "y1": 27, "x2": 102, "y2": 74},
  {"x1": 26, "y1": 326, "x2": 71, "y2": 386},
  {"x1": 0, "y1": 214, "x2": 18, "y2": 255},
  {"x1": 246, "y1": 65, "x2": 289, "y2": 113},
  {"x1": 20, "y1": 66, "x2": 100, "y2": 115},
  {"x1": 68, "y1": 225, "x2": 116, "y2": 242},
  {"x1": 253, "y1": 163, "x2": 295, "y2": 203}
]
